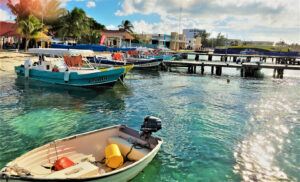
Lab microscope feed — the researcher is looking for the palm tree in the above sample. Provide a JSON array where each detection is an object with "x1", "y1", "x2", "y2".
[
  {"x1": 118, "y1": 20, "x2": 134, "y2": 33},
  {"x1": 18, "y1": 14, "x2": 46, "y2": 51},
  {"x1": 43, "y1": 0, "x2": 67, "y2": 25},
  {"x1": 56, "y1": 8, "x2": 89, "y2": 42}
]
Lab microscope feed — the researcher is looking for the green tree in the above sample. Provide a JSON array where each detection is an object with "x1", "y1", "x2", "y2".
[
  {"x1": 118, "y1": 20, "x2": 134, "y2": 33},
  {"x1": 131, "y1": 33, "x2": 142, "y2": 43},
  {"x1": 195, "y1": 30, "x2": 210, "y2": 48},
  {"x1": 56, "y1": 7, "x2": 89, "y2": 42},
  {"x1": 88, "y1": 17, "x2": 106, "y2": 31},
  {"x1": 82, "y1": 30, "x2": 102, "y2": 44},
  {"x1": 230, "y1": 40, "x2": 240, "y2": 46},
  {"x1": 215, "y1": 33, "x2": 226, "y2": 47},
  {"x1": 17, "y1": 14, "x2": 46, "y2": 51}
]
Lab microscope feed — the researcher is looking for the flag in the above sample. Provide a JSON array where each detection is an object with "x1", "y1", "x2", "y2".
[{"x1": 100, "y1": 34, "x2": 106, "y2": 45}]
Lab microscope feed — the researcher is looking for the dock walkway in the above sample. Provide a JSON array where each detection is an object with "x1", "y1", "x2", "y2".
[{"x1": 163, "y1": 60, "x2": 300, "y2": 78}]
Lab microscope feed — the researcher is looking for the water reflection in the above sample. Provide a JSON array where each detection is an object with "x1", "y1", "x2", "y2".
[
  {"x1": 14, "y1": 77, "x2": 131, "y2": 112},
  {"x1": 234, "y1": 97, "x2": 297, "y2": 181}
]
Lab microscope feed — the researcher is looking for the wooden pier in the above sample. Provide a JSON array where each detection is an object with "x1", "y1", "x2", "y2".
[
  {"x1": 163, "y1": 52, "x2": 300, "y2": 78},
  {"x1": 179, "y1": 52, "x2": 300, "y2": 65},
  {"x1": 163, "y1": 60, "x2": 300, "y2": 78}
]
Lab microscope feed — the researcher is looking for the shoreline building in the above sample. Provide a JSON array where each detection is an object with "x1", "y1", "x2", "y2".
[
  {"x1": 151, "y1": 34, "x2": 172, "y2": 48},
  {"x1": 183, "y1": 28, "x2": 205, "y2": 50},
  {"x1": 150, "y1": 33, "x2": 188, "y2": 50},
  {"x1": 0, "y1": 21, "x2": 19, "y2": 49},
  {"x1": 102, "y1": 30, "x2": 134, "y2": 47},
  {"x1": 170, "y1": 32, "x2": 187, "y2": 51}
]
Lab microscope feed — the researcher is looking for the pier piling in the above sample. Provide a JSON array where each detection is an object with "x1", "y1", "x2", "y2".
[
  {"x1": 216, "y1": 66, "x2": 222, "y2": 76},
  {"x1": 201, "y1": 64, "x2": 204, "y2": 75},
  {"x1": 208, "y1": 55, "x2": 213, "y2": 61}
]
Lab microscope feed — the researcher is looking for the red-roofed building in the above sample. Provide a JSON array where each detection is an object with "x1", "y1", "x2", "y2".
[
  {"x1": 102, "y1": 30, "x2": 134, "y2": 47},
  {"x1": 0, "y1": 21, "x2": 20, "y2": 49}
]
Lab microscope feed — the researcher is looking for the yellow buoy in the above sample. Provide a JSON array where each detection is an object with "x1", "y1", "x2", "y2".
[{"x1": 105, "y1": 144, "x2": 123, "y2": 168}]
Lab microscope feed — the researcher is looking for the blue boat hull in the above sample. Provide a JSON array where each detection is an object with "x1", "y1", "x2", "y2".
[{"x1": 15, "y1": 66, "x2": 125, "y2": 87}]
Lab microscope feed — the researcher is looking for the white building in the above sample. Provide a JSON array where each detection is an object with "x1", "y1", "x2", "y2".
[
  {"x1": 151, "y1": 34, "x2": 172, "y2": 48},
  {"x1": 183, "y1": 29, "x2": 205, "y2": 49}
]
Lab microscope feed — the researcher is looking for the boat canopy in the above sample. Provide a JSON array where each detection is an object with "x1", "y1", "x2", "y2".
[{"x1": 28, "y1": 48, "x2": 95, "y2": 56}]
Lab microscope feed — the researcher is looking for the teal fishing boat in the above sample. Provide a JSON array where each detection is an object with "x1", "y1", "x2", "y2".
[{"x1": 15, "y1": 49, "x2": 126, "y2": 87}]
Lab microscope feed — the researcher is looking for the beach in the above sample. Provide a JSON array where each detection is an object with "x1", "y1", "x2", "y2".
[{"x1": 0, "y1": 51, "x2": 34, "y2": 73}]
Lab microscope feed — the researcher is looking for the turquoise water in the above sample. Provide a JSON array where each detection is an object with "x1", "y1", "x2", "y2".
[{"x1": 0, "y1": 69, "x2": 299, "y2": 181}]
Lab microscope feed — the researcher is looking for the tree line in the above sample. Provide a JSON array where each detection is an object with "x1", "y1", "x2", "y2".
[
  {"x1": 194, "y1": 31, "x2": 227, "y2": 48},
  {"x1": 6, "y1": 0, "x2": 135, "y2": 51}
]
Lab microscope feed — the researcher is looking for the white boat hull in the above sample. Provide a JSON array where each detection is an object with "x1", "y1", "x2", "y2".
[{"x1": 0, "y1": 125, "x2": 163, "y2": 181}]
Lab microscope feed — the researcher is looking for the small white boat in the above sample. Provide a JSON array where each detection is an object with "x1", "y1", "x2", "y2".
[{"x1": 0, "y1": 116, "x2": 163, "y2": 181}]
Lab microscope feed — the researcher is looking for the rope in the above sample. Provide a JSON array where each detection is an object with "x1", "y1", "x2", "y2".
[{"x1": 124, "y1": 143, "x2": 144, "y2": 162}]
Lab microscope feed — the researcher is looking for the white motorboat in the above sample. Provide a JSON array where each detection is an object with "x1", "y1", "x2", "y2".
[{"x1": 0, "y1": 116, "x2": 163, "y2": 181}]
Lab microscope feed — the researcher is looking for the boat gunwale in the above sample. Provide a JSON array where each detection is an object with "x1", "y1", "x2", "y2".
[
  {"x1": 14, "y1": 66, "x2": 126, "y2": 87},
  {"x1": 1, "y1": 125, "x2": 163, "y2": 181}
]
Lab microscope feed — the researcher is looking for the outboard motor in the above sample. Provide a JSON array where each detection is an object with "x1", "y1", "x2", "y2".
[{"x1": 140, "y1": 116, "x2": 162, "y2": 139}]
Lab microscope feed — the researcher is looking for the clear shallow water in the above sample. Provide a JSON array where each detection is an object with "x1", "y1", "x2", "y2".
[{"x1": 0, "y1": 70, "x2": 299, "y2": 181}]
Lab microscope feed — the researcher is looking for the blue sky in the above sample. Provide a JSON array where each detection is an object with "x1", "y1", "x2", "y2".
[{"x1": 1, "y1": 0, "x2": 299, "y2": 44}]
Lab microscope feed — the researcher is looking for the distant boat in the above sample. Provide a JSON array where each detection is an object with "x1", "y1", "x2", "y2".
[
  {"x1": 0, "y1": 116, "x2": 163, "y2": 181},
  {"x1": 15, "y1": 48, "x2": 126, "y2": 88},
  {"x1": 90, "y1": 57, "x2": 163, "y2": 70},
  {"x1": 214, "y1": 45, "x2": 299, "y2": 56}
]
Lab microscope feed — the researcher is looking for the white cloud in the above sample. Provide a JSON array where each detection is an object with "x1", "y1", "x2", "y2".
[
  {"x1": 116, "y1": 0, "x2": 300, "y2": 43},
  {"x1": 0, "y1": 8, "x2": 11, "y2": 21},
  {"x1": 107, "y1": 24, "x2": 117, "y2": 30},
  {"x1": 86, "y1": 1, "x2": 96, "y2": 8}
]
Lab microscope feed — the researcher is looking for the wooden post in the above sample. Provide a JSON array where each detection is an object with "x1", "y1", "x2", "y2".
[
  {"x1": 201, "y1": 64, "x2": 204, "y2": 75},
  {"x1": 195, "y1": 54, "x2": 199, "y2": 61},
  {"x1": 211, "y1": 66, "x2": 214, "y2": 75},
  {"x1": 216, "y1": 66, "x2": 222, "y2": 76},
  {"x1": 240, "y1": 68, "x2": 244, "y2": 77},
  {"x1": 208, "y1": 54, "x2": 213, "y2": 61},
  {"x1": 273, "y1": 69, "x2": 276, "y2": 78},
  {"x1": 194, "y1": 66, "x2": 196, "y2": 73},
  {"x1": 233, "y1": 56, "x2": 237, "y2": 62}
]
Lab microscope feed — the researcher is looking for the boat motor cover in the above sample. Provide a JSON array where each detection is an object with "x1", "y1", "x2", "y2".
[{"x1": 141, "y1": 116, "x2": 162, "y2": 134}]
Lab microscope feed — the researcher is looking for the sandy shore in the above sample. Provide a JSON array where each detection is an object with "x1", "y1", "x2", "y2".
[
  {"x1": 0, "y1": 51, "x2": 34, "y2": 74},
  {"x1": 0, "y1": 51, "x2": 112, "y2": 74}
]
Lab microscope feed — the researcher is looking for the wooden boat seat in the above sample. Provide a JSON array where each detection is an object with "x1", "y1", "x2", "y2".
[
  {"x1": 28, "y1": 153, "x2": 96, "y2": 177},
  {"x1": 107, "y1": 137, "x2": 151, "y2": 161}
]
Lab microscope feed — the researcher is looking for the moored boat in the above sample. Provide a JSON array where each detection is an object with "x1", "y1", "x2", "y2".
[
  {"x1": 90, "y1": 57, "x2": 163, "y2": 70},
  {"x1": 15, "y1": 48, "x2": 126, "y2": 88},
  {"x1": 99, "y1": 65, "x2": 134, "y2": 80},
  {"x1": 0, "y1": 116, "x2": 163, "y2": 181}
]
